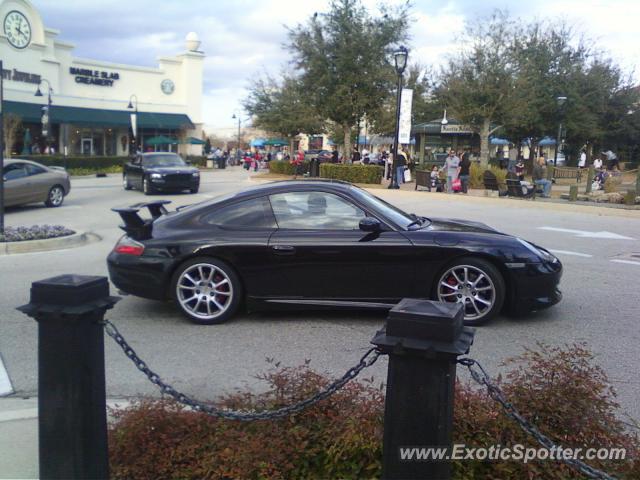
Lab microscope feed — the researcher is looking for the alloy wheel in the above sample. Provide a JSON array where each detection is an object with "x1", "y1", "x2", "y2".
[
  {"x1": 176, "y1": 263, "x2": 234, "y2": 321},
  {"x1": 48, "y1": 186, "x2": 64, "y2": 207},
  {"x1": 437, "y1": 264, "x2": 496, "y2": 321}
]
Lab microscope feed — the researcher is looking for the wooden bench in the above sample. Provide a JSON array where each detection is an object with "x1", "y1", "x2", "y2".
[
  {"x1": 483, "y1": 170, "x2": 507, "y2": 196},
  {"x1": 415, "y1": 169, "x2": 444, "y2": 192},
  {"x1": 552, "y1": 166, "x2": 583, "y2": 183},
  {"x1": 506, "y1": 178, "x2": 534, "y2": 199}
]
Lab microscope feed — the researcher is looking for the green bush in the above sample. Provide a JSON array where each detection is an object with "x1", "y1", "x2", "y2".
[
  {"x1": 109, "y1": 344, "x2": 640, "y2": 480},
  {"x1": 319, "y1": 164, "x2": 383, "y2": 184},
  {"x1": 268, "y1": 160, "x2": 310, "y2": 175},
  {"x1": 186, "y1": 156, "x2": 207, "y2": 167},
  {"x1": 470, "y1": 162, "x2": 508, "y2": 189},
  {"x1": 67, "y1": 166, "x2": 123, "y2": 176}
]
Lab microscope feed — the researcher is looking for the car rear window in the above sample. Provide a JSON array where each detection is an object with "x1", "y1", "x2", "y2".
[{"x1": 202, "y1": 197, "x2": 276, "y2": 229}]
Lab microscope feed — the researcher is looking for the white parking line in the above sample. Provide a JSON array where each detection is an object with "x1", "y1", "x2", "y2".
[
  {"x1": 548, "y1": 249, "x2": 593, "y2": 258},
  {"x1": 0, "y1": 354, "x2": 13, "y2": 396},
  {"x1": 611, "y1": 259, "x2": 640, "y2": 267}
]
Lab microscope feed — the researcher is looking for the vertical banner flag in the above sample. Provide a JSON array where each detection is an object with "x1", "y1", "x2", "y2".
[
  {"x1": 398, "y1": 88, "x2": 413, "y2": 144},
  {"x1": 130, "y1": 112, "x2": 137, "y2": 140},
  {"x1": 41, "y1": 106, "x2": 50, "y2": 138}
]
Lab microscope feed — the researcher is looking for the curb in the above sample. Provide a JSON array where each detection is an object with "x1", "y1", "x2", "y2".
[{"x1": 0, "y1": 231, "x2": 101, "y2": 255}]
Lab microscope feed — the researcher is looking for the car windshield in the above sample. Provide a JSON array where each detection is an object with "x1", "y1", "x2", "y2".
[
  {"x1": 348, "y1": 186, "x2": 424, "y2": 230},
  {"x1": 143, "y1": 155, "x2": 186, "y2": 167}
]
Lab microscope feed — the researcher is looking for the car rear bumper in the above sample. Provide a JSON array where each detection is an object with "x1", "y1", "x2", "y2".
[
  {"x1": 107, "y1": 251, "x2": 173, "y2": 300},
  {"x1": 508, "y1": 260, "x2": 563, "y2": 314}
]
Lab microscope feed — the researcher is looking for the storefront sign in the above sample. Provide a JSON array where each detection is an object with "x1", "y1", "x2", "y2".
[
  {"x1": 69, "y1": 67, "x2": 120, "y2": 87},
  {"x1": 441, "y1": 124, "x2": 474, "y2": 134},
  {"x1": 1, "y1": 67, "x2": 41, "y2": 84},
  {"x1": 398, "y1": 88, "x2": 413, "y2": 144}
]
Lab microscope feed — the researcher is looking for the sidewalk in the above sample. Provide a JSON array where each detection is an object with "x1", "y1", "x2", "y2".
[{"x1": 0, "y1": 397, "x2": 132, "y2": 479}]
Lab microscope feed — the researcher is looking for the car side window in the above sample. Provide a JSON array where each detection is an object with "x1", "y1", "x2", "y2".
[
  {"x1": 203, "y1": 197, "x2": 277, "y2": 229},
  {"x1": 269, "y1": 191, "x2": 366, "y2": 230},
  {"x1": 25, "y1": 164, "x2": 46, "y2": 176},
  {"x1": 3, "y1": 164, "x2": 28, "y2": 181}
]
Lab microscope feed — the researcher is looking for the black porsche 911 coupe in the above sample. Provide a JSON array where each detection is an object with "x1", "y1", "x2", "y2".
[{"x1": 107, "y1": 180, "x2": 562, "y2": 326}]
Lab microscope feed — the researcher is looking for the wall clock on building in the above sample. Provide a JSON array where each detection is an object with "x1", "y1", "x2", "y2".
[
  {"x1": 161, "y1": 79, "x2": 175, "y2": 95},
  {"x1": 4, "y1": 10, "x2": 31, "y2": 49}
]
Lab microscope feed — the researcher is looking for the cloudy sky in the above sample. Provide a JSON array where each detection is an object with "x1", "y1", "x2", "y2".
[{"x1": 34, "y1": 0, "x2": 639, "y2": 136}]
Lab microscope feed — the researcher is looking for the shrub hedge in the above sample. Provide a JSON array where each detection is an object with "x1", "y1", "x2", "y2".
[
  {"x1": 18, "y1": 155, "x2": 128, "y2": 170},
  {"x1": 108, "y1": 343, "x2": 640, "y2": 480},
  {"x1": 268, "y1": 160, "x2": 310, "y2": 175},
  {"x1": 470, "y1": 162, "x2": 508, "y2": 189},
  {"x1": 319, "y1": 163, "x2": 383, "y2": 184}
]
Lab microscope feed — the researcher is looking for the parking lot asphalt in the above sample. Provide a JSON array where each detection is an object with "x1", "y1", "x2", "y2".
[{"x1": 1, "y1": 166, "x2": 639, "y2": 427}]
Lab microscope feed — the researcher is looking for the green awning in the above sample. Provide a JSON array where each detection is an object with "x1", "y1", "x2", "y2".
[
  {"x1": 146, "y1": 135, "x2": 178, "y2": 145},
  {"x1": 4, "y1": 101, "x2": 194, "y2": 129},
  {"x1": 264, "y1": 138, "x2": 288, "y2": 146},
  {"x1": 183, "y1": 136, "x2": 205, "y2": 145}
]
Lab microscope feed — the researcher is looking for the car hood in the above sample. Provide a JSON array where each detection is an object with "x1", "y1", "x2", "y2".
[
  {"x1": 427, "y1": 217, "x2": 505, "y2": 235},
  {"x1": 145, "y1": 166, "x2": 198, "y2": 174}
]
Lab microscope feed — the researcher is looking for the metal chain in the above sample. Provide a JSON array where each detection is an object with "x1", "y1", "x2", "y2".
[
  {"x1": 457, "y1": 357, "x2": 618, "y2": 480},
  {"x1": 102, "y1": 319, "x2": 381, "y2": 421}
]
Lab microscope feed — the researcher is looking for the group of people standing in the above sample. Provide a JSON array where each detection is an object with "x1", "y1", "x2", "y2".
[{"x1": 439, "y1": 149, "x2": 472, "y2": 194}]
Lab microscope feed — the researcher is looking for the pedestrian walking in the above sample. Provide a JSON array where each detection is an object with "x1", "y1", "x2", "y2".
[
  {"x1": 515, "y1": 157, "x2": 525, "y2": 181},
  {"x1": 593, "y1": 156, "x2": 603, "y2": 169},
  {"x1": 458, "y1": 151, "x2": 471, "y2": 194},
  {"x1": 578, "y1": 149, "x2": 586, "y2": 168},
  {"x1": 442, "y1": 149, "x2": 461, "y2": 193},
  {"x1": 291, "y1": 149, "x2": 304, "y2": 178},
  {"x1": 351, "y1": 147, "x2": 361, "y2": 164},
  {"x1": 533, "y1": 156, "x2": 552, "y2": 197},
  {"x1": 395, "y1": 146, "x2": 408, "y2": 185}
]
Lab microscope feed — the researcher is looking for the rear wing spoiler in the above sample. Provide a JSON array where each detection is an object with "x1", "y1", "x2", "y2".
[{"x1": 111, "y1": 200, "x2": 171, "y2": 239}]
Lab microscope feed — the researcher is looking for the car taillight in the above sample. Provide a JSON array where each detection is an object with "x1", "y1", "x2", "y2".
[{"x1": 114, "y1": 236, "x2": 145, "y2": 256}]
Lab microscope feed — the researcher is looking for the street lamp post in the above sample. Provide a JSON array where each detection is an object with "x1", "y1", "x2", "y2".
[
  {"x1": 127, "y1": 95, "x2": 138, "y2": 155},
  {"x1": 388, "y1": 46, "x2": 408, "y2": 190},
  {"x1": 35, "y1": 78, "x2": 53, "y2": 152},
  {"x1": 232, "y1": 114, "x2": 241, "y2": 165},
  {"x1": 553, "y1": 96, "x2": 567, "y2": 166}
]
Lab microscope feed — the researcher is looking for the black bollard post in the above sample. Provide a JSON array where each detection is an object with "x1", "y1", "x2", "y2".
[
  {"x1": 371, "y1": 298, "x2": 475, "y2": 480},
  {"x1": 18, "y1": 275, "x2": 119, "y2": 480}
]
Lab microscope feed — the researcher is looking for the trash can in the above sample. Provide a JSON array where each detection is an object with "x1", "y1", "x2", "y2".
[
  {"x1": 206, "y1": 159, "x2": 214, "y2": 169},
  {"x1": 217, "y1": 158, "x2": 226, "y2": 169},
  {"x1": 310, "y1": 159, "x2": 320, "y2": 177}
]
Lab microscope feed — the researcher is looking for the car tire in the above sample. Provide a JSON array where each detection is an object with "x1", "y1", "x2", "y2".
[
  {"x1": 44, "y1": 185, "x2": 65, "y2": 208},
  {"x1": 170, "y1": 257, "x2": 242, "y2": 325},
  {"x1": 190, "y1": 187, "x2": 199, "y2": 194},
  {"x1": 142, "y1": 176, "x2": 152, "y2": 195},
  {"x1": 123, "y1": 174, "x2": 132, "y2": 190},
  {"x1": 433, "y1": 257, "x2": 505, "y2": 326}
]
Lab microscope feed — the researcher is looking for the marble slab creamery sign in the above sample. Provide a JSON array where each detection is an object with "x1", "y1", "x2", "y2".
[{"x1": 69, "y1": 67, "x2": 120, "y2": 86}]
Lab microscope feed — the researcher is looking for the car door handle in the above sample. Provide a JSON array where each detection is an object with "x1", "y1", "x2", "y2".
[{"x1": 271, "y1": 245, "x2": 296, "y2": 255}]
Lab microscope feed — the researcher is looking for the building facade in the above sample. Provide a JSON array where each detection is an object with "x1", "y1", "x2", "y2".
[{"x1": 1, "y1": 0, "x2": 204, "y2": 157}]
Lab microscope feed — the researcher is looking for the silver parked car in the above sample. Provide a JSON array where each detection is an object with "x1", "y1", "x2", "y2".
[{"x1": 2, "y1": 159, "x2": 71, "y2": 208}]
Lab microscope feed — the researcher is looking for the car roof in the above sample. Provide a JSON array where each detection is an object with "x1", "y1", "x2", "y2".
[
  {"x1": 140, "y1": 152, "x2": 180, "y2": 157},
  {"x1": 232, "y1": 179, "x2": 354, "y2": 198},
  {"x1": 3, "y1": 158, "x2": 50, "y2": 169}
]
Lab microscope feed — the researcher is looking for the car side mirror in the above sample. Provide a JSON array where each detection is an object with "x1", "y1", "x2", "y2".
[{"x1": 359, "y1": 217, "x2": 381, "y2": 232}]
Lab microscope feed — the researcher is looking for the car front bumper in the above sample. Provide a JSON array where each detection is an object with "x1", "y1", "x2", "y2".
[
  {"x1": 149, "y1": 175, "x2": 199, "y2": 191},
  {"x1": 507, "y1": 260, "x2": 563, "y2": 314}
]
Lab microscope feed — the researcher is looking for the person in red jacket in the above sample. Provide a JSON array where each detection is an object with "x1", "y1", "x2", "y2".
[{"x1": 291, "y1": 149, "x2": 305, "y2": 178}]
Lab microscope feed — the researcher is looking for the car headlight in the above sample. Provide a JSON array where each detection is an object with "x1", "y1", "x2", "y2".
[
  {"x1": 150, "y1": 173, "x2": 163, "y2": 179},
  {"x1": 192, "y1": 171, "x2": 200, "y2": 177},
  {"x1": 517, "y1": 238, "x2": 557, "y2": 263}
]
